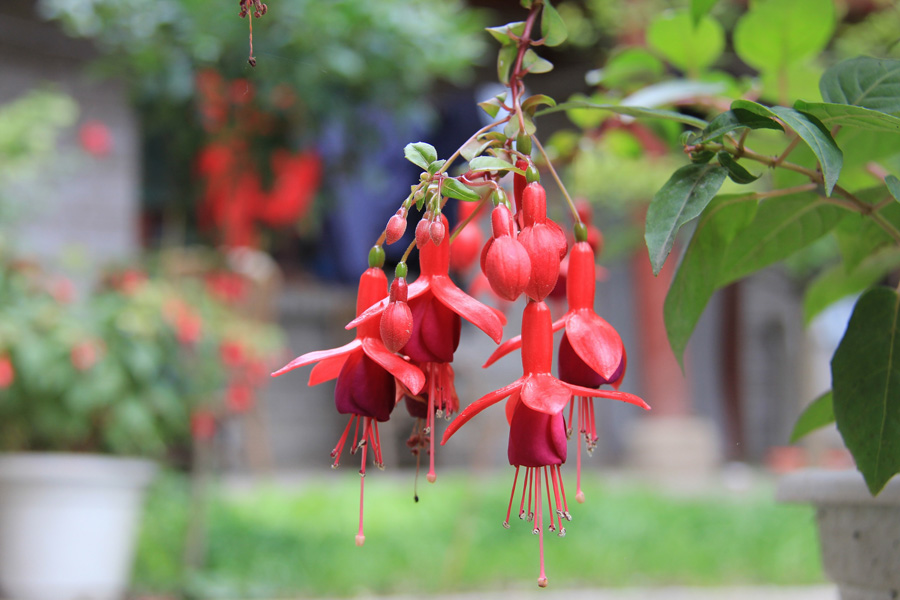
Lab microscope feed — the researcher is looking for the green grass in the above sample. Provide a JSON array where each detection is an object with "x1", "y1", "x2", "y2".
[{"x1": 134, "y1": 470, "x2": 824, "y2": 598}]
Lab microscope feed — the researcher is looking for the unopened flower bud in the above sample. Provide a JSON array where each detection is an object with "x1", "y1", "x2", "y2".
[
  {"x1": 415, "y1": 213, "x2": 432, "y2": 247},
  {"x1": 385, "y1": 210, "x2": 407, "y2": 244},
  {"x1": 380, "y1": 277, "x2": 413, "y2": 353},
  {"x1": 484, "y1": 205, "x2": 531, "y2": 302},
  {"x1": 429, "y1": 217, "x2": 446, "y2": 246}
]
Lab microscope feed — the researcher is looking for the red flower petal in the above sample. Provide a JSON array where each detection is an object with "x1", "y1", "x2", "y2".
[
  {"x1": 519, "y1": 373, "x2": 575, "y2": 414},
  {"x1": 563, "y1": 382, "x2": 650, "y2": 410},
  {"x1": 362, "y1": 337, "x2": 425, "y2": 395},
  {"x1": 441, "y1": 378, "x2": 524, "y2": 444},
  {"x1": 431, "y1": 277, "x2": 503, "y2": 344},
  {"x1": 271, "y1": 339, "x2": 361, "y2": 377},
  {"x1": 566, "y1": 311, "x2": 625, "y2": 381},
  {"x1": 308, "y1": 354, "x2": 351, "y2": 386}
]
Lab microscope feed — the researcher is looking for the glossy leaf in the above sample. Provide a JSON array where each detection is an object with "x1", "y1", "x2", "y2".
[
  {"x1": 718, "y1": 193, "x2": 845, "y2": 286},
  {"x1": 540, "y1": 0, "x2": 567, "y2": 47},
  {"x1": 404, "y1": 142, "x2": 437, "y2": 171},
  {"x1": 803, "y1": 247, "x2": 900, "y2": 324},
  {"x1": 832, "y1": 287, "x2": 900, "y2": 494},
  {"x1": 441, "y1": 178, "x2": 481, "y2": 202},
  {"x1": 732, "y1": 100, "x2": 843, "y2": 195},
  {"x1": 497, "y1": 44, "x2": 517, "y2": 85},
  {"x1": 486, "y1": 21, "x2": 525, "y2": 45},
  {"x1": 717, "y1": 152, "x2": 760, "y2": 184},
  {"x1": 521, "y1": 94, "x2": 557, "y2": 115},
  {"x1": 647, "y1": 10, "x2": 724, "y2": 75},
  {"x1": 522, "y1": 49, "x2": 553, "y2": 74},
  {"x1": 540, "y1": 101, "x2": 708, "y2": 129},
  {"x1": 794, "y1": 100, "x2": 900, "y2": 133},
  {"x1": 468, "y1": 156, "x2": 525, "y2": 175},
  {"x1": 820, "y1": 57, "x2": 900, "y2": 115},
  {"x1": 733, "y1": 0, "x2": 834, "y2": 72},
  {"x1": 790, "y1": 391, "x2": 834, "y2": 443},
  {"x1": 693, "y1": 108, "x2": 783, "y2": 144},
  {"x1": 645, "y1": 163, "x2": 728, "y2": 275},
  {"x1": 887, "y1": 175, "x2": 900, "y2": 203},
  {"x1": 664, "y1": 194, "x2": 758, "y2": 366}
]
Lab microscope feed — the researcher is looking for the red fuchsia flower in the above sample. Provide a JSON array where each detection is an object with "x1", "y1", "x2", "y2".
[
  {"x1": 485, "y1": 240, "x2": 628, "y2": 503},
  {"x1": 348, "y1": 217, "x2": 505, "y2": 483},
  {"x1": 380, "y1": 275, "x2": 413, "y2": 353},
  {"x1": 517, "y1": 182, "x2": 568, "y2": 302},
  {"x1": 0, "y1": 355, "x2": 14, "y2": 389},
  {"x1": 442, "y1": 299, "x2": 648, "y2": 587},
  {"x1": 483, "y1": 204, "x2": 531, "y2": 302},
  {"x1": 272, "y1": 262, "x2": 425, "y2": 546}
]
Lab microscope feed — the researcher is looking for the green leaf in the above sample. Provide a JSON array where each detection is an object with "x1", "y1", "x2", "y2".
[
  {"x1": 833, "y1": 188, "x2": 900, "y2": 271},
  {"x1": 717, "y1": 152, "x2": 760, "y2": 184},
  {"x1": 732, "y1": 100, "x2": 843, "y2": 195},
  {"x1": 718, "y1": 193, "x2": 845, "y2": 286},
  {"x1": 804, "y1": 247, "x2": 900, "y2": 324},
  {"x1": 540, "y1": 0, "x2": 568, "y2": 47},
  {"x1": 820, "y1": 57, "x2": 900, "y2": 115},
  {"x1": 790, "y1": 391, "x2": 835, "y2": 443},
  {"x1": 887, "y1": 175, "x2": 900, "y2": 203},
  {"x1": 486, "y1": 21, "x2": 526, "y2": 45},
  {"x1": 477, "y1": 93, "x2": 507, "y2": 119},
  {"x1": 690, "y1": 0, "x2": 719, "y2": 25},
  {"x1": 595, "y1": 48, "x2": 664, "y2": 88},
  {"x1": 645, "y1": 163, "x2": 728, "y2": 275},
  {"x1": 503, "y1": 113, "x2": 536, "y2": 139},
  {"x1": 540, "y1": 101, "x2": 708, "y2": 129},
  {"x1": 427, "y1": 160, "x2": 446, "y2": 175},
  {"x1": 497, "y1": 44, "x2": 517, "y2": 85},
  {"x1": 404, "y1": 142, "x2": 437, "y2": 171},
  {"x1": 664, "y1": 193, "x2": 758, "y2": 366},
  {"x1": 468, "y1": 156, "x2": 525, "y2": 175},
  {"x1": 694, "y1": 108, "x2": 784, "y2": 144},
  {"x1": 460, "y1": 136, "x2": 502, "y2": 162},
  {"x1": 832, "y1": 287, "x2": 900, "y2": 494},
  {"x1": 794, "y1": 100, "x2": 900, "y2": 133},
  {"x1": 441, "y1": 178, "x2": 481, "y2": 202},
  {"x1": 733, "y1": 0, "x2": 834, "y2": 73},
  {"x1": 522, "y1": 49, "x2": 553, "y2": 74},
  {"x1": 521, "y1": 94, "x2": 557, "y2": 115},
  {"x1": 647, "y1": 10, "x2": 724, "y2": 75}
]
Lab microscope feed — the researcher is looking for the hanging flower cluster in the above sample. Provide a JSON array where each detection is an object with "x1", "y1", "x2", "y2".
[{"x1": 271, "y1": 0, "x2": 649, "y2": 587}]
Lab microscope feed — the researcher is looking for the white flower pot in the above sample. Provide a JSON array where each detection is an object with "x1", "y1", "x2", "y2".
[
  {"x1": 777, "y1": 469, "x2": 900, "y2": 600},
  {"x1": 0, "y1": 453, "x2": 157, "y2": 600}
]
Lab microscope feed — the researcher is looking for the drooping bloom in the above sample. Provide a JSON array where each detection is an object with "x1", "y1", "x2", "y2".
[
  {"x1": 484, "y1": 240, "x2": 627, "y2": 503},
  {"x1": 349, "y1": 216, "x2": 504, "y2": 483},
  {"x1": 483, "y1": 204, "x2": 531, "y2": 301},
  {"x1": 517, "y1": 182, "x2": 568, "y2": 302},
  {"x1": 272, "y1": 266, "x2": 425, "y2": 545},
  {"x1": 380, "y1": 276, "x2": 413, "y2": 353},
  {"x1": 443, "y1": 299, "x2": 647, "y2": 587}
]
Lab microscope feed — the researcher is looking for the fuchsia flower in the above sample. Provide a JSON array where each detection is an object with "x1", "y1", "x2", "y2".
[
  {"x1": 272, "y1": 265, "x2": 425, "y2": 546},
  {"x1": 517, "y1": 182, "x2": 568, "y2": 302},
  {"x1": 483, "y1": 204, "x2": 531, "y2": 301},
  {"x1": 349, "y1": 216, "x2": 504, "y2": 483},
  {"x1": 380, "y1": 276, "x2": 413, "y2": 353},
  {"x1": 442, "y1": 299, "x2": 647, "y2": 587}
]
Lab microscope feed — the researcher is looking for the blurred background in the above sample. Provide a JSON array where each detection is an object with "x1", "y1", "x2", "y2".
[{"x1": 1, "y1": 0, "x2": 898, "y2": 597}]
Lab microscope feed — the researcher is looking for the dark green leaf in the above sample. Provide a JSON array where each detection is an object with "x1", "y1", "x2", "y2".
[
  {"x1": 404, "y1": 142, "x2": 437, "y2": 171},
  {"x1": 521, "y1": 94, "x2": 557, "y2": 115},
  {"x1": 540, "y1": 0, "x2": 568, "y2": 47},
  {"x1": 486, "y1": 21, "x2": 526, "y2": 45},
  {"x1": 441, "y1": 178, "x2": 481, "y2": 202},
  {"x1": 539, "y1": 101, "x2": 708, "y2": 129},
  {"x1": 497, "y1": 44, "x2": 517, "y2": 85},
  {"x1": 664, "y1": 193, "x2": 758, "y2": 366},
  {"x1": 468, "y1": 156, "x2": 524, "y2": 175},
  {"x1": 647, "y1": 9, "x2": 724, "y2": 75},
  {"x1": 804, "y1": 247, "x2": 900, "y2": 324},
  {"x1": 794, "y1": 100, "x2": 900, "y2": 133},
  {"x1": 832, "y1": 287, "x2": 900, "y2": 494},
  {"x1": 833, "y1": 188, "x2": 900, "y2": 271},
  {"x1": 690, "y1": 0, "x2": 719, "y2": 25},
  {"x1": 523, "y1": 49, "x2": 553, "y2": 74},
  {"x1": 820, "y1": 57, "x2": 900, "y2": 115},
  {"x1": 477, "y1": 93, "x2": 507, "y2": 119},
  {"x1": 717, "y1": 152, "x2": 760, "y2": 184},
  {"x1": 732, "y1": 100, "x2": 843, "y2": 195},
  {"x1": 645, "y1": 163, "x2": 728, "y2": 275},
  {"x1": 887, "y1": 175, "x2": 900, "y2": 203},
  {"x1": 694, "y1": 108, "x2": 784, "y2": 144},
  {"x1": 790, "y1": 391, "x2": 834, "y2": 443},
  {"x1": 718, "y1": 193, "x2": 845, "y2": 286},
  {"x1": 690, "y1": 150, "x2": 716, "y2": 164},
  {"x1": 733, "y1": 0, "x2": 834, "y2": 73}
]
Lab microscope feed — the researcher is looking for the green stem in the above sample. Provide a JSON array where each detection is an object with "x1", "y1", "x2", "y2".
[{"x1": 449, "y1": 194, "x2": 492, "y2": 243}]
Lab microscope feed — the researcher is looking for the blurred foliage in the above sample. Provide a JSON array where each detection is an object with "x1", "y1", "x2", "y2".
[{"x1": 134, "y1": 471, "x2": 823, "y2": 597}]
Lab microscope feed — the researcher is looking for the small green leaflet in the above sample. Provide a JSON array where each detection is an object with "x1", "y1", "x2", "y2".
[
  {"x1": 477, "y1": 93, "x2": 507, "y2": 119},
  {"x1": 732, "y1": 100, "x2": 843, "y2": 196},
  {"x1": 832, "y1": 287, "x2": 900, "y2": 494},
  {"x1": 794, "y1": 100, "x2": 900, "y2": 133},
  {"x1": 790, "y1": 391, "x2": 835, "y2": 443},
  {"x1": 887, "y1": 175, "x2": 900, "y2": 203},
  {"x1": 403, "y1": 142, "x2": 438, "y2": 171},
  {"x1": 497, "y1": 45, "x2": 517, "y2": 86},
  {"x1": 540, "y1": 0, "x2": 567, "y2": 47},
  {"x1": 521, "y1": 94, "x2": 556, "y2": 115},
  {"x1": 467, "y1": 156, "x2": 525, "y2": 175},
  {"x1": 486, "y1": 21, "x2": 526, "y2": 45},
  {"x1": 441, "y1": 178, "x2": 481, "y2": 202},
  {"x1": 523, "y1": 49, "x2": 553, "y2": 74},
  {"x1": 645, "y1": 163, "x2": 728, "y2": 275},
  {"x1": 717, "y1": 152, "x2": 760, "y2": 184},
  {"x1": 820, "y1": 57, "x2": 900, "y2": 115}
]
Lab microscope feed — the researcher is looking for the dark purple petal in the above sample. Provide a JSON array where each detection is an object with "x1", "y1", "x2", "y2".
[
  {"x1": 508, "y1": 403, "x2": 567, "y2": 467},
  {"x1": 334, "y1": 351, "x2": 396, "y2": 422},
  {"x1": 401, "y1": 292, "x2": 460, "y2": 363},
  {"x1": 558, "y1": 332, "x2": 623, "y2": 388},
  {"x1": 404, "y1": 395, "x2": 429, "y2": 419}
]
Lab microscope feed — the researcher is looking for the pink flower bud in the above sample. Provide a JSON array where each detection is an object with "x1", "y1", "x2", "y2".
[
  {"x1": 518, "y1": 182, "x2": 566, "y2": 301},
  {"x1": 429, "y1": 218, "x2": 446, "y2": 246},
  {"x1": 385, "y1": 210, "x2": 407, "y2": 245},
  {"x1": 380, "y1": 277, "x2": 413, "y2": 353},
  {"x1": 415, "y1": 214, "x2": 431, "y2": 247},
  {"x1": 484, "y1": 205, "x2": 531, "y2": 301}
]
